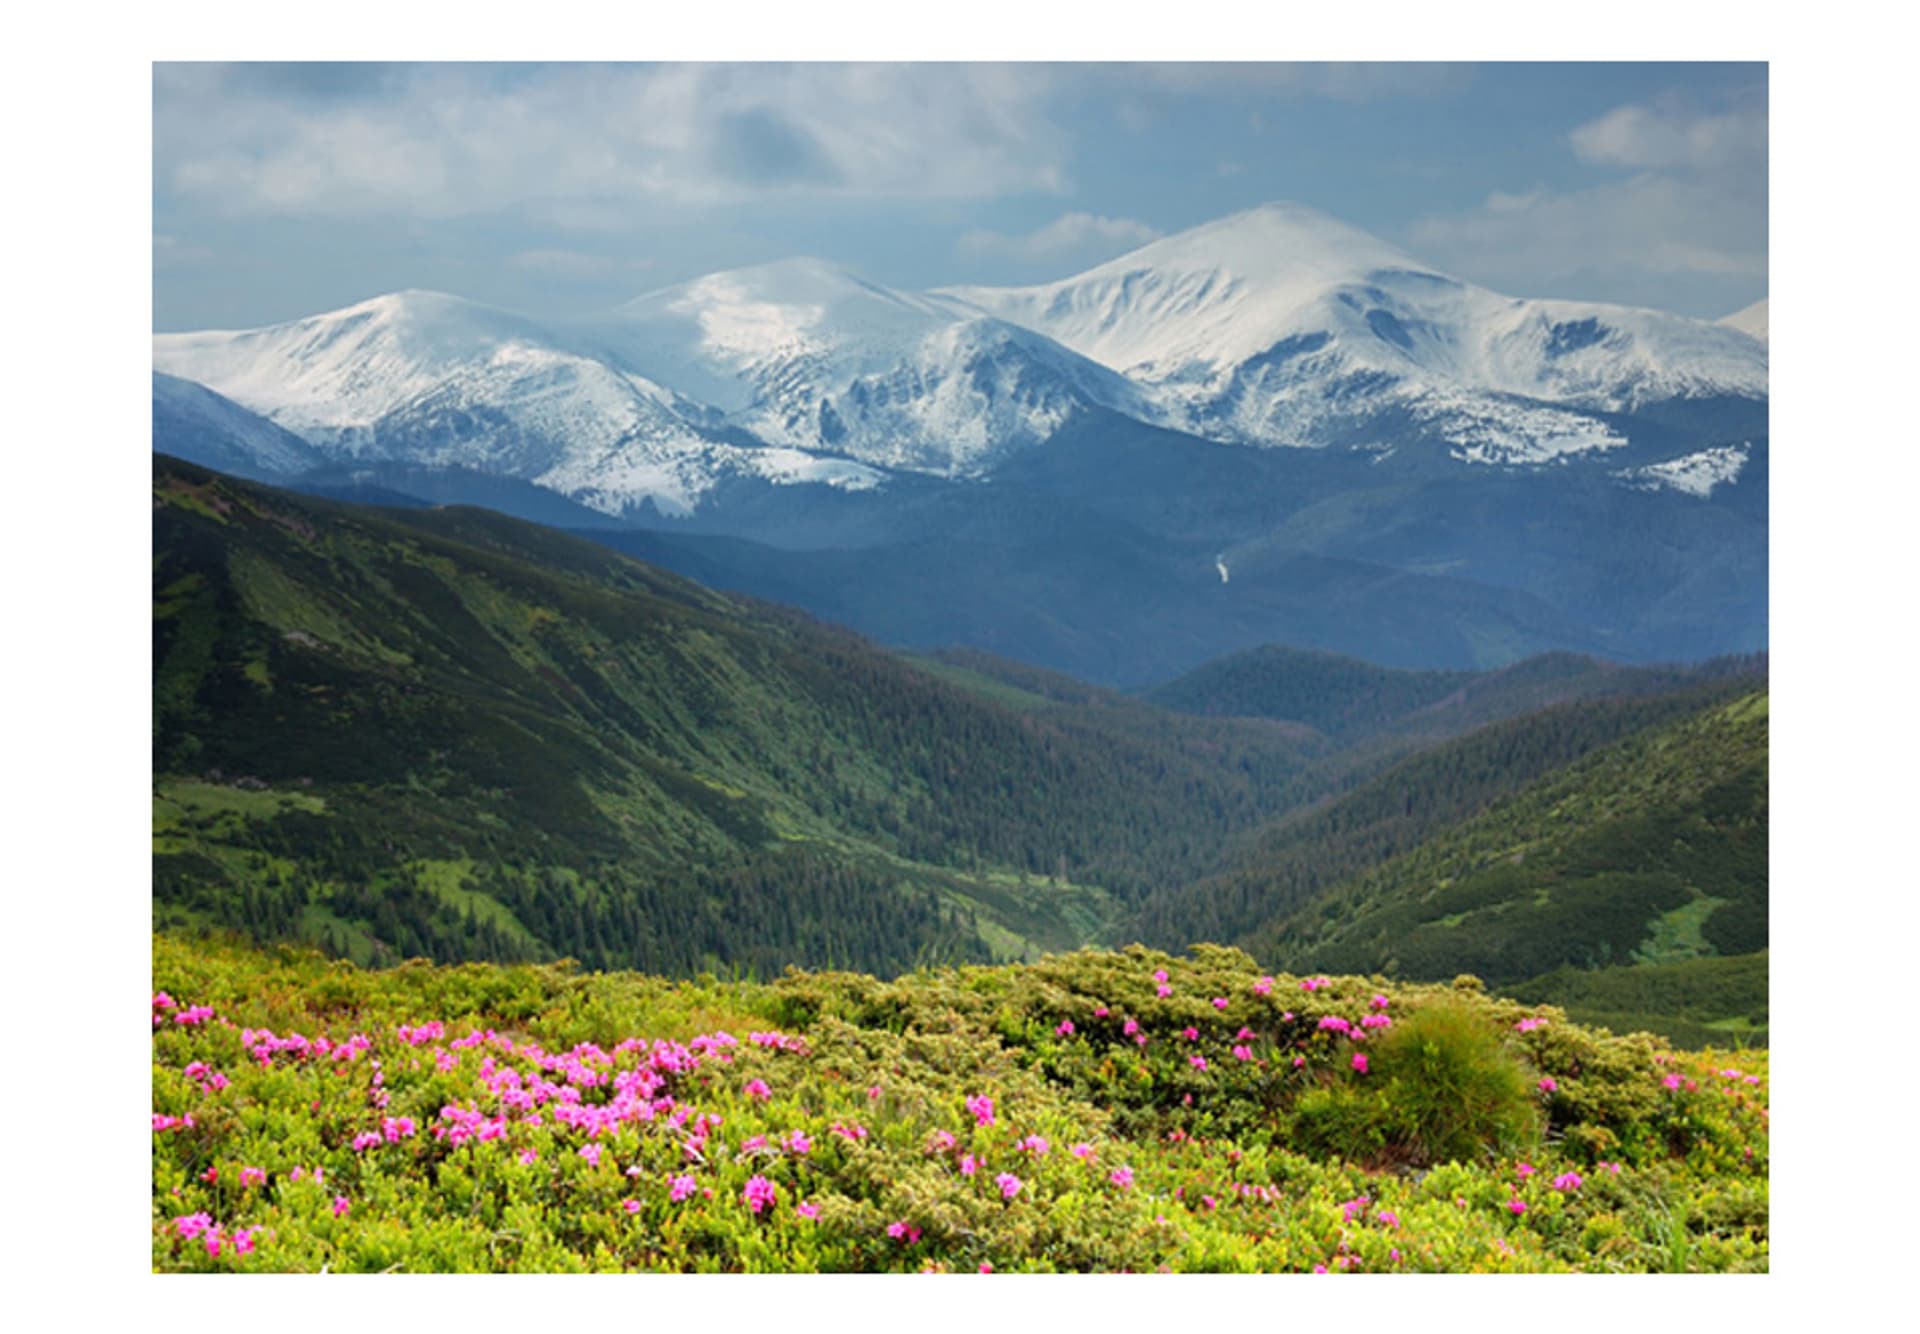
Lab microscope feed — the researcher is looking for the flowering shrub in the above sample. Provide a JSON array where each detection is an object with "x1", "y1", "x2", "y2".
[{"x1": 150, "y1": 934, "x2": 1766, "y2": 1272}]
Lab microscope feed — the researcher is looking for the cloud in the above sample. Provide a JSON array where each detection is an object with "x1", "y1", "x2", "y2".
[
  {"x1": 958, "y1": 212, "x2": 1161, "y2": 263},
  {"x1": 155, "y1": 63, "x2": 1069, "y2": 221},
  {"x1": 1405, "y1": 95, "x2": 1765, "y2": 308},
  {"x1": 1571, "y1": 102, "x2": 1767, "y2": 172}
]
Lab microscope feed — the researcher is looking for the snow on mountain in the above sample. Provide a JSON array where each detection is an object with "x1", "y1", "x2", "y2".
[
  {"x1": 152, "y1": 371, "x2": 326, "y2": 480},
  {"x1": 151, "y1": 291, "x2": 886, "y2": 515},
  {"x1": 1719, "y1": 299, "x2": 1768, "y2": 344},
  {"x1": 1612, "y1": 443, "x2": 1751, "y2": 498},
  {"x1": 566, "y1": 258, "x2": 1155, "y2": 475},
  {"x1": 941, "y1": 203, "x2": 1768, "y2": 464}
]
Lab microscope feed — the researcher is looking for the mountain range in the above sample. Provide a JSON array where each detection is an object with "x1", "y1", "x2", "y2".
[{"x1": 153, "y1": 202, "x2": 1766, "y2": 683}]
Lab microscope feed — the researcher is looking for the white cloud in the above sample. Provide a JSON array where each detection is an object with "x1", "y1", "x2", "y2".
[
  {"x1": 1406, "y1": 96, "x2": 1765, "y2": 309},
  {"x1": 1571, "y1": 102, "x2": 1767, "y2": 172},
  {"x1": 958, "y1": 212, "x2": 1161, "y2": 263},
  {"x1": 155, "y1": 63, "x2": 1070, "y2": 221}
]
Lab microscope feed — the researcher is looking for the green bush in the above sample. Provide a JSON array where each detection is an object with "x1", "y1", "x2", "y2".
[{"x1": 1369, "y1": 1000, "x2": 1541, "y2": 1165}]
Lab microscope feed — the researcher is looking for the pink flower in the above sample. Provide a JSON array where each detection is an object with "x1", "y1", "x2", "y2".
[
  {"x1": 979, "y1": 1261, "x2": 994, "y2": 1273},
  {"x1": 669, "y1": 1174, "x2": 697, "y2": 1202},
  {"x1": 1292, "y1": 1055, "x2": 1307, "y2": 1069},
  {"x1": 1537, "y1": 1076, "x2": 1558, "y2": 1093},
  {"x1": 1351, "y1": 1053, "x2": 1369, "y2": 1075},
  {"x1": 1318, "y1": 1015, "x2": 1352, "y2": 1034},
  {"x1": 382, "y1": 1115, "x2": 415, "y2": 1142},
  {"x1": 1360, "y1": 1014, "x2": 1392, "y2": 1029},
  {"x1": 928, "y1": 1130, "x2": 957, "y2": 1153},
  {"x1": 1515, "y1": 1016, "x2": 1548, "y2": 1032},
  {"x1": 1232, "y1": 1045, "x2": 1254, "y2": 1062},
  {"x1": 966, "y1": 1094, "x2": 996, "y2": 1127},
  {"x1": 1553, "y1": 1172, "x2": 1583, "y2": 1192},
  {"x1": 1156, "y1": 984, "x2": 1173, "y2": 998},
  {"x1": 743, "y1": 1175, "x2": 777, "y2": 1214},
  {"x1": 740, "y1": 1135, "x2": 769, "y2": 1153},
  {"x1": 173, "y1": 1212, "x2": 213, "y2": 1240},
  {"x1": 1371, "y1": 994, "x2": 1390, "y2": 1010},
  {"x1": 1189, "y1": 1055, "x2": 1208, "y2": 1070},
  {"x1": 1070, "y1": 1142, "x2": 1097, "y2": 1160},
  {"x1": 1378, "y1": 1209, "x2": 1400, "y2": 1229},
  {"x1": 785, "y1": 1131, "x2": 813, "y2": 1155},
  {"x1": 230, "y1": 1227, "x2": 256, "y2": 1257},
  {"x1": 1109, "y1": 1166, "x2": 1134, "y2": 1189},
  {"x1": 996, "y1": 1172, "x2": 1023, "y2": 1200},
  {"x1": 868, "y1": 1084, "x2": 883, "y2": 1100},
  {"x1": 1134, "y1": 1033, "x2": 1150, "y2": 1047},
  {"x1": 1122, "y1": 1018, "x2": 1140, "y2": 1036},
  {"x1": 332, "y1": 1195, "x2": 351, "y2": 1218},
  {"x1": 1662, "y1": 1074, "x2": 1684, "y2": 1090},
  {"x1": 1212, "y1": 997, "x2": 1230, "y2": 1010},
  {"x1": 1017, "y1": 1134, "x2": 1051, "y2": 1155},
  {"x1": 518, "y1": 1149, "x2": 538, "y2": 1165},
  {"x1": 579, "y1": 1143, "x2": 603, "y2": 1167},
  {"x1": 743, "y1": 1079, "x2": 771, "y2": 1100},
  {"x1": 623, "y1": 1199, "x2": 643, "y2": 1214},
  {"x1": 239, "y1": 1166, "x2": 266, "y2": 1188},
  {"x1": 1253, "y1": 977, "x2": 1274, "y2": 996},
  {"x1": 1182, "y1": 1026, "x2": 1200, "y2": 1041},
  {"x1": 1516, "y1": 1162, "x2": 1535, "y2": 1178},
  {"x1": 886, "y1": 1220, "x2": 922, "y2": 1243},
  {"x1": 796, "y1": 1201, "x2": 820, "y2": 1220},
  {"x1": 1153, "y1": 969, "x2": 1169, "y2": 983},
  {"x1": 351, "y1": 1132, "x2": 382, "y2": 1152},
  {"x1": 1507, "y1": 1198, "x2": 1527, "y2": 1216},
  {"x1": 1092, "y1": 1006, "x2": 1110, "y2": 1018},
  {"x1": 1056, "y1": 1019, "x2": 1075, "y2": 1037},
  {"x1": 960, "y1": 1154, "x2": 979, "y2": 1178}
]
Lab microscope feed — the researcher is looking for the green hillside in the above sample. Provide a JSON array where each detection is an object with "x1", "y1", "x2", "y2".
[
  {"x1": 1132, "y1": 676, "x2": 1765, "y2": 961},
  {"x1": 153, "y1": 457, "x2": 1318, "y2": 975},
  {"x1": 1247, "y1": 691, "x2": 1767, "y2": 1041}
]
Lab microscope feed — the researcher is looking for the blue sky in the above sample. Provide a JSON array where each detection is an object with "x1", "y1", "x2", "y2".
[{"x1": 153, "y1": 62, "x2": 1766, "y2": 330}]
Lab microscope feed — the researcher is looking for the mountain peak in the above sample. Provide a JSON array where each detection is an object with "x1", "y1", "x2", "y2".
[
  {"x1": 1091, "y1": 201, "x2": 1431, "y2": 284},
  {"x1": 1718, "y1": 298, "x2": 1768, "y2": 344}
]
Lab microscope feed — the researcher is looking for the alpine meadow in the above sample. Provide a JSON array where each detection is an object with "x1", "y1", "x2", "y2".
[{"x1": 149, "y1": 59, "x2": 1769, "y2": 1276}]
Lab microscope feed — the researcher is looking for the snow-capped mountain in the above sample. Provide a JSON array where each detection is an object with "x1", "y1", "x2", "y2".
[
  {"x1": 151, "y1": 290, "x2": 890, "y2": 515},
  {"x1": 565, "y1": 258, "x2": 1155, "y2": 475},
  {"x1": 152, "y1": 371, "x2": 326, "y2": 480},
  {"x1": 1719, "y1": 299, "x2": 1768, "y2": 344},
  {"x1": 941, "y1": 203, "x2": 1768, "y2": 464}
]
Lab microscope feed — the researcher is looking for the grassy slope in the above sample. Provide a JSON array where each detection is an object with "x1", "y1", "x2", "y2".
[
  {"x1": 153, "y1": 457, "x2": 1319, "y2": 974},
  {"x1": 150, "y1": 932, "x2": 1768, "y2": 1273},
  {"x1": 1247, "y1": 692, "x2": 1767, "y2": 1044}
]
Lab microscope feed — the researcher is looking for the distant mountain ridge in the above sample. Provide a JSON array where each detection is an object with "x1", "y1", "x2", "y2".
[{"x1": 155, "y1": 202, "x2": 1766, "y2": 513}]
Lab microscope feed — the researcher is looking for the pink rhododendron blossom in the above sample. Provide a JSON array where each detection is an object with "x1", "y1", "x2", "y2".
[
  {"x1": 743, "y1": 1079, "x2": 771, "y2": 1101},
  {"x1": 1553, "y1": 1172, "x2": 1583, "y2": 1192},
  {"x1": 996, "y1": 1173, "x2": 1023, "y2": 1200},
  {"x1": 1212, "y1": 997, "x2": 1230, "y2": 1010},
  {"x1": 1056, "y1": 1019, "x2": 1075, "y2": 1037},
  {"x1": 333, "y1": 1195, "x2": 351, "y2": 1218},
  {"x1": 1507, "y1": 1198, "x2": 1527, "y2": 1216},
  {"x1": 1190, "y1": 1055, "x2": 1208, "y2": 1070},
  {"x1": 960, "y1": 1154, "x2": 980, "y2": 1177},
  {"x1": 239, "y1": 1166, "x2": 266, "y2": 1188},
  {"x1": 1351, "y1": 1053, "x2": 1369, "y2": 1075},
  {"x1": 1110, "y1": 1166, "x2": 1134, "y2": 1189},
  {"x1": 743, "y1": 1175, "x2": 777, "y2": 1214},
  {"x1": 797, "y1": 1201, "x2": 820, "y2": 1220},
  {"x1": 1153, "y1": 970, "x2": 1169, "y2": 983},
  {"x1": 1071, "y1": 1142, "x2": 1097, "y2": 1160},
  {"x1": 669, "y1": 1175, "x2": 697, "y2": 1202},
  {"x1": 1017, "y1": 1135, "x2": 1050, "y2": 1155},
  {"x1": 1538, "y1": 1077, "x2": 1558, "y2": 1093},
  {"x1": 966, "y1": 1095, "x2": 995, "y2": 1126},
  {"x1": 928, "y1": 1130, "x2": 957, "y2": 1153},
  {"x1": 1253, "y1": 977, "x2": 1274, "y2": 996},
  {"x1": 785, "y1": 1131, "x2": 812, "y2": 1155},
  {"x1": 1182, "y1": 1026, "x2": 1200, "y2": 1041},
  {"x1": 1232, "y1": 1044, "x2": 1254, "y2": 1062},
  {"x1": 1156, "y1": 984, "x2": 1173, "y2": 998},
  {"x1": 1516, "y1": 1162, "x2": 1535, "y2": 1178}
]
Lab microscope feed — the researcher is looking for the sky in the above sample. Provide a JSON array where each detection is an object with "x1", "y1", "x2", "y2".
[{"x1": 152, "y1": 61, "x2": 1767, "y2": 331}]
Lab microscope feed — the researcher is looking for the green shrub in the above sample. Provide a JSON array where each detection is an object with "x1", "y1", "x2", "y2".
[{"x1": 1369, "y1": 999, "x2": 1541, "y2": 1165}]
